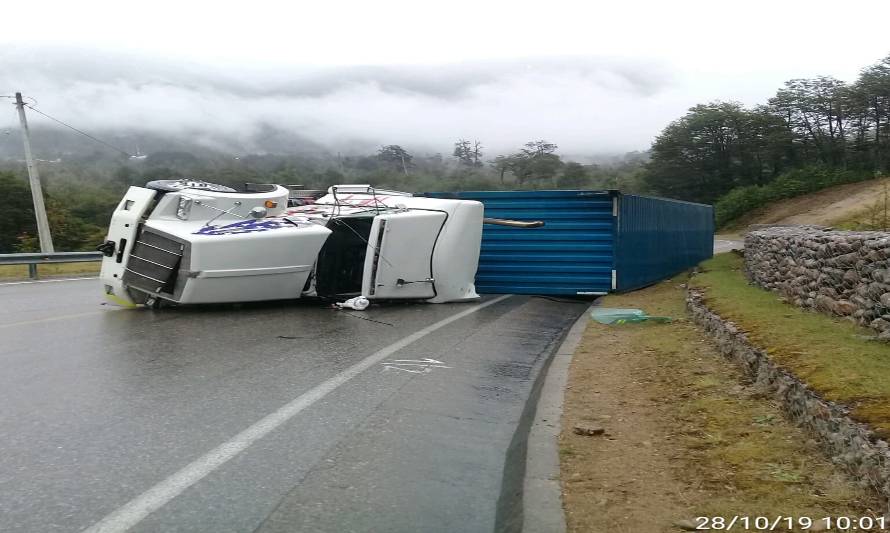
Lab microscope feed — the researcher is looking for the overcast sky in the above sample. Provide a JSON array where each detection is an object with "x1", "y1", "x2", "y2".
[{"x1": 2, "y1": 0, "x2": 890, "y2": 156}]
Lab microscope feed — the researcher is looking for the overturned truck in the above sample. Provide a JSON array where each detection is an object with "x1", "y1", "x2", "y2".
[{"x1": 99, "y1": 180, "x2": 494, "y2": 307}]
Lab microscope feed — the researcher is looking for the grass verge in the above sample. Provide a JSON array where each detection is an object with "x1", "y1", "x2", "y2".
[
  {"x1": 690, "y1": 253, "x2": 890, "y2": 438},
  {"x1": 0, "y1": 262, "x2": 100, "y2": 281},
  {"x1": 560, "y1": 275, "x2": 880, "y2": 532}
]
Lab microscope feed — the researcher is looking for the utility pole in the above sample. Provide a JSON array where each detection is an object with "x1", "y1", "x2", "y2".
[{"x1": 14, "y1": 92, "x2": 54, "y2": 252}]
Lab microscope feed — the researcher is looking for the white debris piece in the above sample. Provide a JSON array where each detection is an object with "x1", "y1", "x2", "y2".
[{"x1": 336, "y1": 296, "x2": 370, "y2": 311}]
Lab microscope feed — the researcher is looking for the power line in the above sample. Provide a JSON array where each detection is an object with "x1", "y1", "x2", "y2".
[
  {"x1": 4, "y1": 95, "x2": 38, "y2": 105},
  {"x1": 22, "y1": 102, "x2": 133, "y2": 157}
]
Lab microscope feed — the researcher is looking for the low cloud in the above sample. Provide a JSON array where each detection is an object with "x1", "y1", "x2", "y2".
[{"x1": 1, "y1": 46, "x2": 719, "y2": 156}]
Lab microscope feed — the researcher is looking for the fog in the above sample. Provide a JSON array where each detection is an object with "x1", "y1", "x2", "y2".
[
  {"x1": 3, "y1": 0, "x2": 890, "y2": 157},
  {"x1": 0, "y1": 46, "x2": 809, "y2": 157}
]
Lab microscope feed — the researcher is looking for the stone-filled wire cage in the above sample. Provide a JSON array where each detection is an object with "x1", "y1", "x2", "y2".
[{"x1": 745, "y1": 226, "x2": 890, "y2": 338}]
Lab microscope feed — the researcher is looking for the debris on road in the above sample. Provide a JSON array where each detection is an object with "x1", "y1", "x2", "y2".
[
  {"x1": 572, "y1": 423, "x2": 605, "y2": 436},
  {"x1": 335, "y1": 296, "x2": 370, "y2": 311},
  {"x1": 590, "y1": 307, "x2": 672, "y2": 325}
]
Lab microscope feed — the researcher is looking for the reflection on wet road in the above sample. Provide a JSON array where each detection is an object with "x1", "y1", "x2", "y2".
[{"x1": 0, "y1": 279, "x2": 584, "y2": 533}]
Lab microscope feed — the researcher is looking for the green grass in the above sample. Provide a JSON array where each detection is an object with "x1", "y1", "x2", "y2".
[
  {"x1": 831, "y1": 208, "x2": 890, "y2": 231},
  {"x1": 565, "y1": 278, "x2": 873, "y2": 527},
  {"x1": 829, "y1": 182, "x2": 890, "y2": 231},
  {"x1": 690, "y1": 253, "x2": 890, "y2": 437},
  {"x1": 0, "y1": 262, "x2": 100, "y2": 280}
]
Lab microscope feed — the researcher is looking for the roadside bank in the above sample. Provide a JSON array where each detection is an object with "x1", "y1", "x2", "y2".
[{"x1": 559, "y1": 274, "x2": 881, "y2": 532}]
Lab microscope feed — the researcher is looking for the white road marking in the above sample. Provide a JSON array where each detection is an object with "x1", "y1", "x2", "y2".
[
  {"x1": 382, "y1": 358, "x2": 451, "y2": 373},
  {"x1": 0, "y1": 309, "x2": 124, "y2": 329},
  {"x1": 0, "y1": 276, "x2": 98, "y2": 286},
  {"x1": 81, "y1": 294, "x2": 512, "y2": 533},
  {"x1": 382, "y1": 365, "x2": 450, "y2": 374}
]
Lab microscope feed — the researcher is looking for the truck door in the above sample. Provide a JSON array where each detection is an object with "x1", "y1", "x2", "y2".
[{"x1": 361, "y1": 211, "x2": 447, "y2": 299}]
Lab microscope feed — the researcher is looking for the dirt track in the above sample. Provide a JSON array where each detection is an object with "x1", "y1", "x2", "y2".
[{"x1": 729, "y1": 177, "x2": 890, "y2": 229}]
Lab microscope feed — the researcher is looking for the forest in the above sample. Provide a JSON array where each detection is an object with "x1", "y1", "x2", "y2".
[
  {"x1": 0, "y1": 139, "x2": 646, "y2": 253},
  {"x1": 1, "y1": 52, "x2": 889, "y2": 252},
  {"x1": 646, "y1": 53, "x2": 890, "y2": 224}
]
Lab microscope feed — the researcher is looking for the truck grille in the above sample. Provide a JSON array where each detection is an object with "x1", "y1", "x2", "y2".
[{"x1": 122, "y1": 229, "x2": 184, "y2": 294}]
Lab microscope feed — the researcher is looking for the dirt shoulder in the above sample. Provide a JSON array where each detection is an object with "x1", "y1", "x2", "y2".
[
  {"x1": 725, "y1": 177, "x2": 890, "y2": 231},
  {"x1": 559, "y1": 277, "x2": 881, "y2": 532}
]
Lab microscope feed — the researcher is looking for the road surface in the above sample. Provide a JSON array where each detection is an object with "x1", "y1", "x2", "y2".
[
  {"x1": 714, "y1": 237, "x2": 744, "y2": 254},
  {"x1": 0, "y1": 278, "x2": 585, "y2": 533}
]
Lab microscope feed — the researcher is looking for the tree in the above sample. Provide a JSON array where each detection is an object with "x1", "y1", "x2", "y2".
[
  {"x1": 844, "y1": 82, "x2": 874, "y2": 169},
  {"x1": 645, "y1": 56, "x2": 890, "y2": 206},
  {"x1": 345, "y1": 155, "x2": 381, "y2": 173},
  {"x1": 377, "y1": 145, "x2": 412, "y2": 175},
  {"x1": 0, "y1": 172, "x2": 36, "y2": 253},
  {"x1": 144, "y1": 151, "x2": 201, "y2": 173},
  {"x1": 557, "y1": 162, "x2": 589, "y2": 188},
  {"x1": 453, "y1": 139, "x2": 483, "y2": 167},
  {"x1": 499, "y1": 140, "x2": 563, "y2": 185},
  {"x1": 643, "y1": 102, "x2": 789, "y2": 203},
  {"x1": 490, "y1": 155, "x2": 513, "y2": 184},
  {"x1": 113, "y1": 165, "x2": 140, "y2": 188},
  {"x1": 52, "y1": 182, "x2": 121, "y2": 227},
  {"x1": 855, "y1": 54, "x2": 890, "y2": 171},
  {"x1": 522, "y1": 140, "x2": 558, "y2": 157},
  {"x1": 16, "y1": 197, "x2": 105, "y2": 252},
  {"x1": 768, "y1": 77, "x2": 849, "y2": 167}
]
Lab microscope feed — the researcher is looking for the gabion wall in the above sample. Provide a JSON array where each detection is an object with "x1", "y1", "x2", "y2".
[
  {"x1": 687, "y1": 290, "x2": 890, "y2": 497},
  {"x1": 745, "y1": 226, "x2": 890, "y2": 338}
]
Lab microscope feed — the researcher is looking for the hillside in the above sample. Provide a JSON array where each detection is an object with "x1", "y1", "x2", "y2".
[{"x1": 725, "y1": 176, "x2": 890, "y2": 232}]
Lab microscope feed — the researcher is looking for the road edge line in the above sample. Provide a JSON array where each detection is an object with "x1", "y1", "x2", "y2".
[
  {"x1": 522, "y1": 303, "x2": 593, "y2": 533},
  {"x1": 0, "y1": 276, "x2": 98, "y2": 286}
]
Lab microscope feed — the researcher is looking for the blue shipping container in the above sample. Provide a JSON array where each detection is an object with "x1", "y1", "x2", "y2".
[{"x1": 424, "y1": 190, "x2": 713, "y2": 295}]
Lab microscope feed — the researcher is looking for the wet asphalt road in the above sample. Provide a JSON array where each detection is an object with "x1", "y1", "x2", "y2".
[
  {"x1": 0, "y1": 278, "x2": 585, "y2": 533},
  {"x1": 714, "y1": 238, "x2": 744, "y2": 254}
]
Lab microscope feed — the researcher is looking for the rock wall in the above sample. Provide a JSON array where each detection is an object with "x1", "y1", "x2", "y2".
[
  {"x1": 745, "y1": 226, "x2": 890, "y2": 337},
  {"x1": 687, "y1": 290, "x2": 890, "y2": 498}
]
